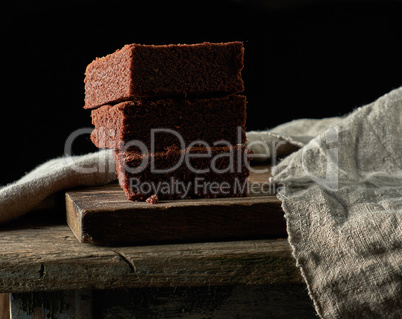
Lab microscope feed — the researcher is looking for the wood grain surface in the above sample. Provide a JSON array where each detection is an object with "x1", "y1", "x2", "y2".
[
  {"x1": 9, "y1": 284, "x2": 316, "y2": 319},
  {"x1": 66, "y1": 165, "x2": 286, "y2": 245},
  {"x1": 0, "y1": 165, "x2": 301, "y2": 294},
  {"x1": 0, "y1": 222, "x2": 300, "y2": 293}
]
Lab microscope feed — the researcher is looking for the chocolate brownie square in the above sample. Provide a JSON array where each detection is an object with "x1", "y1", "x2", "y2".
[
  {"x1": 90, "y1": 95, "x2": 247, "y2": 151},
  {"x1": 114, "y1": 146, "x2": 251, "y2": 201},
  {"x1": 84, "y1": 42, "x2": 244, "y2": 109}
]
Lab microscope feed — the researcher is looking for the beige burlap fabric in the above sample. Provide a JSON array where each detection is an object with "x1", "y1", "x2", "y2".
[
  {"x1": 0, "y1": 150, "x2": 116, "y2": 224},
  {"x1": 265, "y1": 87, "x2": 401, "y2": 318}
]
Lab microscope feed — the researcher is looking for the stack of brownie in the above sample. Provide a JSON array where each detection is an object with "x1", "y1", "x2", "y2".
[{"x1": 84, "y1": 42, "x2": 250, "y2": 202}]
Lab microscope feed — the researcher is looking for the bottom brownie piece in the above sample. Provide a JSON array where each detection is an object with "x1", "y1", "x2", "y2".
[{"x1": 114, "y1": 146, "x2": 251, "y2": 201}]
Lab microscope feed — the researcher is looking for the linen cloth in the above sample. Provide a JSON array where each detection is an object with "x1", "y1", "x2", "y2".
[
  {"x1": 264, "y1": 87, "x2": 400, "y2": 319},
  {"x1": 247, "y1": 116, "x2": 343, "y2": 161},
  {"x1": 0, "y1": 150, "x2": 116, "y2": 224},
  {"x1": 0, "y1": 87, "x2": 401, "y2": 318}
]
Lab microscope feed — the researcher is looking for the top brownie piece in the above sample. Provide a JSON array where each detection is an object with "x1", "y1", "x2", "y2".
[{"x1": 84, "y1": 42, "x2": 245, "y2": 109}]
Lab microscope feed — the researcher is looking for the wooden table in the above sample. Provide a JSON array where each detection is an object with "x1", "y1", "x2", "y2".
[{"x1": 0, "y1": 199, "x2": 315, "y2": 318}]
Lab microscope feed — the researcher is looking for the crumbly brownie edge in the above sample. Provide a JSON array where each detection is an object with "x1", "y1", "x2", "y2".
[{"x1": 115, "y1": 146, "x2": 251, "y2": 201}]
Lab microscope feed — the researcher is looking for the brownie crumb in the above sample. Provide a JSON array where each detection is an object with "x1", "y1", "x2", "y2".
[
  {"x1": 84, "y1": 42, "x2": 244, "y2": 109},
  {"x1": 146, "y1": 195, "x2": 159, "y2": 204}
]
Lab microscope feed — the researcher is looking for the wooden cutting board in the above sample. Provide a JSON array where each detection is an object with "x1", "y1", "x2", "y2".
[{"x1": 65, "y1": 165, "x2": 285, "y2": 245}]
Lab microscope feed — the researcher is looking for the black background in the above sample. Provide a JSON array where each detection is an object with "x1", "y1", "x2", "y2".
[{"x1": 2, "y1": 0, "x2": 402, "y2": 185}]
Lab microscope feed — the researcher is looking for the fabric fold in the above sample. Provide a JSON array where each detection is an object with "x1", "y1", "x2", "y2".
[
  {"x1": 0, "y1": 150, "x2": 116, "y2": 224},
  {"x1": 272, "y1": 87, "x2": 402, "y2": 319}
]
